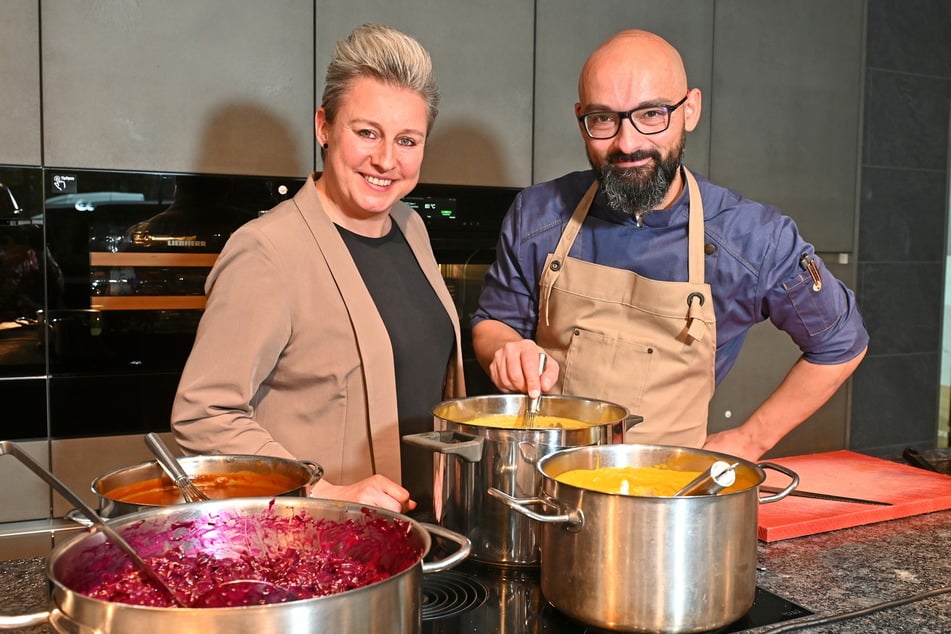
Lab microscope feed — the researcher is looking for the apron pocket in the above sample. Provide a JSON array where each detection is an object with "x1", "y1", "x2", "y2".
[{"x1": 562, "y1": 328, "x2": 653, "y2": 411}]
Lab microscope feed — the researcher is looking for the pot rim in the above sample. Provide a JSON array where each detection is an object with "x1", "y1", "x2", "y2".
[
  {"x1": 535, "y1": 443, "x2": 767, "y2": 497},
  {"x1": 91, "y1": 454, "x2": 322, "y2": 503}
]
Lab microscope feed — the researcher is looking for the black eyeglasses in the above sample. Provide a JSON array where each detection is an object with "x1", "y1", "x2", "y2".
[{"x1": 577, "y1": 94, "x2": 689, "y2": 139}]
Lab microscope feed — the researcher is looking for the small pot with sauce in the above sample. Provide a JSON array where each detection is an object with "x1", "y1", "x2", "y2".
[
  {"x1": 89, "y1": 454, "x2": 323, "y2": 519},
  {"x1": 403, "y1": 393, "x2": 641, "y2": 567}
]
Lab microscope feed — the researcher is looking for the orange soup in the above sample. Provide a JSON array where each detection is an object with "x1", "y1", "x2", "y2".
[
  {"x1": 555, "y1": 465, "x2": 704, "y2": 496},
  {"x1": 104, "y1": 471, "x2": 301, "y2": 505},
  {"x1": 464, "y1": 414, "x2": 594, "y2": 430}
]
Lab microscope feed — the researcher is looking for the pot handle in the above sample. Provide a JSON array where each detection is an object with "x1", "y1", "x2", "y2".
[
  {"x1": 65, "y1": 508, "x2": 93, "y2": 527},
  {"x1": 756, "y1": 462, "x2": 800, "y2": 503},
  {"x1": 401, "y1": 431, "x2": 484, "y2": 463},
  {"x1": 419, "y1": 523, "x2": 472, "y2": 574},
  {"x1": 300, "y1": 460, "x2": 325, "y2": 486},
  {"x1": 487, "y1": 488, "x2": 583, "y2": 530},
  {"x1": 0, "y1": 611, "x2": 50, "y2": 630},
  {"x1": 623, "y1": 414, "x2": 645, "y2": 431}
]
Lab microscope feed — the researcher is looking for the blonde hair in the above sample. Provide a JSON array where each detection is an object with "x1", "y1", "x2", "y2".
[{"x1": 321, "y1": 24, "x2": 439, "y2": 131}]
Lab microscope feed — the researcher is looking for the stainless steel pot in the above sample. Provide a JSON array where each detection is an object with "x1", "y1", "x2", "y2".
[
  {"x1": 91, "y1": 454, "x2": 323, "y2": 518},
  {"x1": 490, "y1": 444, "x2": 798, "y2": 633},
  {"x1": 403, "y1": 394, "x2": 640, "y2": 567},
  {"x1": 0, "y1": 497, "x2": 470, "y2": 633}
]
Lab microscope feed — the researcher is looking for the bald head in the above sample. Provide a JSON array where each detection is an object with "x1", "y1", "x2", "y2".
[{"x1": 579, "y1": 30, "x2": 688, "y2": 105}]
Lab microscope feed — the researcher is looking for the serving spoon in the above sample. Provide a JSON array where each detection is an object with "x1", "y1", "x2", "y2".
[
  {"x1": 0, "y1": 440, "x2": 188, "y2": 607},
  {"x1": 1, "y1": 440, "x2": 299, "y2": 608}
]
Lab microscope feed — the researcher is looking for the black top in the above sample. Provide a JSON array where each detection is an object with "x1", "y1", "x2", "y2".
[{"x1": 337, "y1": 221, "x2": 454, "y2": 518}]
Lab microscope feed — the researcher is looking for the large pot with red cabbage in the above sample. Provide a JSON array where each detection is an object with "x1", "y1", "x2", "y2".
[{"x1": 1, "y1": 497, "x2": 469, "y2": 633}]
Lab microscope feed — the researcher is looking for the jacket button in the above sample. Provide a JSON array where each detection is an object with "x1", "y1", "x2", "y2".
[{"x1": 704, "y1": 243, "x2": 716, "y2": 255}]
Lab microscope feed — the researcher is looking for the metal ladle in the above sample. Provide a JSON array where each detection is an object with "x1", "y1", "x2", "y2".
[
  {"x1": 1, "y1": 440, "x2": 299, "y2": 608},
  {"x1": 674, "y1": 460, "x2": 740, "y2": 497},
  {"x1": 0, "y1": 440, "x2": 188, "y2": 607}
]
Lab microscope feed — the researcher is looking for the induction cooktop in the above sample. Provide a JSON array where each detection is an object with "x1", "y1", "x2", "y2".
[{"x1": 421, "y1": 562, "x2": 812, "y2": 634}]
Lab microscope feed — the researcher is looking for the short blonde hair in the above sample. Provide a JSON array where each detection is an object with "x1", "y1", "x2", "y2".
[{"x1": 321, "y1": 24, "x2": 440, "y2": 132}]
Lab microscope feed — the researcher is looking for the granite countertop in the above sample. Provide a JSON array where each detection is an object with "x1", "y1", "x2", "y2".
[{"x1": 0, "y1": 510, "x2": 948, "y2": 633}]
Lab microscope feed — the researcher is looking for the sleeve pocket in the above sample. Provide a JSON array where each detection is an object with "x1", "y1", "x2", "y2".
[{"x1": 783, "y1": 272, "x2": 845, "y2": 337}]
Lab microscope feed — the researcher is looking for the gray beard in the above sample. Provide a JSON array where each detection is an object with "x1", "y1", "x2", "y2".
[{"x1": 593, "y1": 139, "x2": 684, "y2": 217}]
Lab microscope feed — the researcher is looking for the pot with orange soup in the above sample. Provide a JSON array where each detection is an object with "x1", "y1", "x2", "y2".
[
  {"x1": 402, "y1": 393, "x2": 641, "y2": 567},
  {"x1": 489, "y1": 443, "x2": 799, "y2": 632}
]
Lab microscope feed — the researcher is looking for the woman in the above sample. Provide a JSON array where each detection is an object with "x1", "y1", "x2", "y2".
[{"x1": 171, "y1": 24, "x2": 464, "y2": 518}]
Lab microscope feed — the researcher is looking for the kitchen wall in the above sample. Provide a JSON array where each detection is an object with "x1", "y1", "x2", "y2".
[
  {"x1": 851, "y1": 0, "x2": 951, "y2": 453},
  {"x1": 0, "y1": 0, "x2": 948, "y2": 556}
]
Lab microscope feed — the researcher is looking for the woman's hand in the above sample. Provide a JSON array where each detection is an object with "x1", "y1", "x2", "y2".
[{"x1": 309, "y1": 474, "x2": 417, "y2": 513}]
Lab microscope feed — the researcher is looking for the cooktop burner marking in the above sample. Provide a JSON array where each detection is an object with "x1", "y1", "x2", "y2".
[{"x1": 422, "y1": 570, "x2": 489, "y2": 621}]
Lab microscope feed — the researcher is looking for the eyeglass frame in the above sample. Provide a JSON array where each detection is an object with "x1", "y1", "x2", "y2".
[{"x1": 577, "y1": 94, "x2": 689, "y2": 139}]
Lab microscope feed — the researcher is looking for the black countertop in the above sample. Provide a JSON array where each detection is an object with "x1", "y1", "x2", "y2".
[{"x1": 1, "y1": 509, "x2": 948, "y2": 633}]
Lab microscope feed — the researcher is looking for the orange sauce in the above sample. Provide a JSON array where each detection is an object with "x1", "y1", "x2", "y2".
[
  {"x1": 464, "y1": 414, "x2": 594, "y2": 430},
  {"x1": 104, "y1": 471, "x2": 301, "y2": 505},
  {"x1": 555, "y1": 465, "x2": 704, "y2": 496}
]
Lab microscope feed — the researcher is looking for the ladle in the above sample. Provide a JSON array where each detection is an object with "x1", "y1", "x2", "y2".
[
  {"x1": 192, "y1": 579, "x2": 301, "y2": 607},
  {"x1": 0, "y1": 440, "x2": 299, "y2": 608},
  {"x1": 0, "y1": 440, "x2": 188, "y2": 607},
  {"x1": 145, "y1": 432, "x2": 210, "y2": 502},
  {"x1": 674, "y1": 460, "x2": 740, "y2": 497}
]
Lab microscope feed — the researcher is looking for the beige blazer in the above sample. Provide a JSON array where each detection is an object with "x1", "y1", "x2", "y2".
[{"x1": 171, "y1": 173, "x2": 465, "y2": 485}]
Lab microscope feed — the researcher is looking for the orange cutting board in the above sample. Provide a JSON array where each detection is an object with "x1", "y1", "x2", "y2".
[{"x1": 756, "y1": 450, "x2": 951, "y2": 542}]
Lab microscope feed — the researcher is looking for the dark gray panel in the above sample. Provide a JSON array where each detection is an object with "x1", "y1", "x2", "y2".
[
  {"x1": 710, "y1": 0, "x2": 864, "y2": 253},
  {"x1": 858, "y1": 166, "x2": 947, "y2": 262},
  {"x1": 850, "y1": 352, "x2": 940, "y2": 450},
  {"x1": 858, "y1": 261, "x2": 943, "y2": 355},
  {"x1": 0, "y1": 0, "x2": 41, "y2": 166},
  {"x1": 41, "y1": 0, "x2": 314, "y2": 175},
  {"x1": 534, "y1": 0, "x2": 715, "y2": 184},
  {"x1": 866, "y1": 0, "x2": 951, "y2": 77},
  {"x1": 863, "y1": 69, "x2": 951, "y2": 171},
  {"x1": 316, "y1": 0, "x2": 535, "y2": 187}
]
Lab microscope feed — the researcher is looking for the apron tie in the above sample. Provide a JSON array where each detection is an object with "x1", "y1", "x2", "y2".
[{"x1": 686, "y1": 291, "x2": 708, "y2": 342}]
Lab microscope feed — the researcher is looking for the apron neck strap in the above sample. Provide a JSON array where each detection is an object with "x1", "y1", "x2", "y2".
[
  {"x1": 551, "y1": 168, "x2": 705, "y2": 283},
  {"x1": 683, "y1": 167, "x2": 704, "y2": 284}
]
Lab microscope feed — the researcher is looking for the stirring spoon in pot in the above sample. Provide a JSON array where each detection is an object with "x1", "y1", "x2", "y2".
[
  {"x1": 0, "y1": 440, "x2": 188, "y2": 608},
  {"x1": 145, "y1": 432, "x2": 210, "y2": 502},
  {"x1": 674, "y1": 461, "x2": 739, "y2": 497},
  {"x1": 524, "y1": 352, "x2": 547, "y2": 428}
]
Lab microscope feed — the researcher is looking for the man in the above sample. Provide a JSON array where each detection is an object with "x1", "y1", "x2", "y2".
[{"x1": 471, "y1": 29, "x2": 868, "y2": 462}]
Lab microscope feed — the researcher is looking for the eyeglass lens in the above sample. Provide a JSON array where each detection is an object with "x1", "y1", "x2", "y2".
[{"x1": 584, "y1": 105, "x2": 673, "y2": 139}]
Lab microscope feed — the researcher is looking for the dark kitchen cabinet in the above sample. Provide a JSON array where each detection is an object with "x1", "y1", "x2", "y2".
[
  {"x1": 314, "y1": 0, "x2": 536, "y2": 188},
  {"x1": 0, "y1": 0, "x2": 41, "y2": 166},
  {"x1": 533, "y1": 0, "x2": 715, "y2": 183},
  {"x1": 709, "y1": 0, "x2": 864, "y2": 253},
  {"x1": 39, "y1": 0, "x2": 314, "y2": 177},
  {"x1": 706, "y1": 1, "x2": 865, "y2": 454}
]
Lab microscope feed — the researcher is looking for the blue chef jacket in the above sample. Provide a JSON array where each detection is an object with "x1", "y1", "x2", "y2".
[{"x1": 472, "y1": 170, "x2": 869, "y2": 385}]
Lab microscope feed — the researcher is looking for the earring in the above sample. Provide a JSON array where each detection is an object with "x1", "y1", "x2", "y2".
[{"x1": 322, "y1": 142, "x2": 329, "y2": 150}]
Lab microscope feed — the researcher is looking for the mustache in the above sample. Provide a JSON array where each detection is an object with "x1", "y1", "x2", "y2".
[{"x1": 607, "y1": 149, "x2": 662, "y2": 165}]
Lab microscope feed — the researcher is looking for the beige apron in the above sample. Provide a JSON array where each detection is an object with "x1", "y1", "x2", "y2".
[{"x1": 536, "y1": 168, "x2": 716, "y2": 447}]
